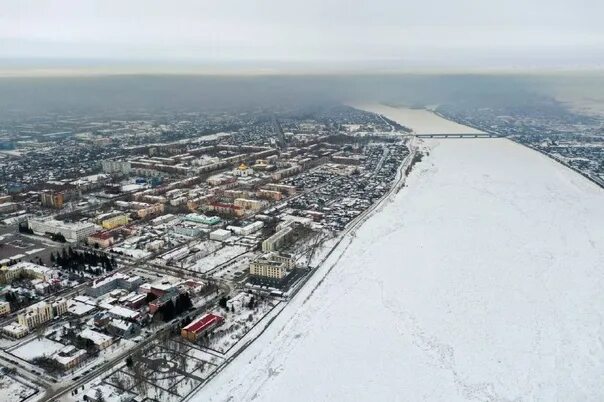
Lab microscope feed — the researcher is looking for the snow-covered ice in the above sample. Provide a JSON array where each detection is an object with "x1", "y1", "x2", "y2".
[
  {"x1": 196, "y1": 139, "x2": 604, "y2": 401},
  {"x1": 349, "y1": 102, "x2": 483, "y2": 134}
]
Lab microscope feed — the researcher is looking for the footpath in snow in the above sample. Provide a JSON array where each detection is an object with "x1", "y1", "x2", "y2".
[{"x1": 195, "y1": 138, "x2": 604, "y2": 401}]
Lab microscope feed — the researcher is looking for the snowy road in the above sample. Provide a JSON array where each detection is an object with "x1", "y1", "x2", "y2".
[{"x1": 194, "y1": 139, "x2": 604, "y2": 402}]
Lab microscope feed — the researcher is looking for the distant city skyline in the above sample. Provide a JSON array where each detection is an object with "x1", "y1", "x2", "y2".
[{"x1": 1, "y1": 0, "x2": 603, "y2": 73}]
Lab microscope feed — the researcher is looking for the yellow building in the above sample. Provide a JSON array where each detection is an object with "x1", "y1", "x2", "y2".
[
  {"x1": 0, "y1": 301, "x2": 10, "y2": 316},
  {"x1": 234, "y1": 198, "x2": 264, "y2": 211},
  {"x1": 101, "y1": 214, "x2": 129, "y2": 229},
  {"x1": 17, "y1": 298, "x2": 67, "y2": 330},
  {"x1": 0, "y1": 262, "x2": 53, "y2": 284},
  {"x1": 18, "y1": 301, "x2": 53, "y2": 329},
  {"x1": 250, "y1": 253, "x2": 295, "y2": 280}
]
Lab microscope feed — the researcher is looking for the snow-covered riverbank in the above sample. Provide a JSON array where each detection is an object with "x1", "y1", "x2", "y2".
[{"x1": 195, "y1": 138, "x2": 604, "y2": 401}]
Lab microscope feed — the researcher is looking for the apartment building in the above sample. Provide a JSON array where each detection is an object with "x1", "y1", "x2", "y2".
[{"x1": 250, "y1": 252, "x2": 295, "y2": 280}]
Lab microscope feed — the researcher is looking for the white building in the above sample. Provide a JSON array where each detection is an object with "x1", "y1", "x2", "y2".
[
  {"x1": 262, "y1": 224, "x2": 294, "y2": 252},
  {"x1": 28, "y1": 218, "x2": 100, "y2": 242},
  {"x1": 210, "y1": 229, "x2": 231, "y2": 241}
]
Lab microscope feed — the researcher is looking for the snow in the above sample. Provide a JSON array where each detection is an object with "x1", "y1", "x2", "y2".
[
  {"x1": 349, "y1": 102, "x2": 483, "y2": 134},
  {"x1": 196, "y1": 139, "x2": 604, "y2": 401},
  {"x1": 0, "y1": 371, "x2": 37, "y2": 401},
  {"x1": 11, "y1": 338, "x2": 65, "y2": 361}
]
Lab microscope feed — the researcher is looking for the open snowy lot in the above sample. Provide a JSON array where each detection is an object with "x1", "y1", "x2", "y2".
[
  {"x1": 349, "y1": 102, "x2": 483, "y2": 134},
  {"x1": 196, "y1": 139, "x2": 604, "y2": 401},
  {"x1": 10, "y1": 338, "x2": 65, "y2": 361},
  {"x1": 0, "y1": 371, "x2": 38, "y2": 402}
]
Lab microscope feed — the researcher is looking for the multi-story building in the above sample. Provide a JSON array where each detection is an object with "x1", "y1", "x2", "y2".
[
  {"x1": 0, "y1": 261, "x2": 54, "y2": 284},
  {"x1": 101, "y1": 214, "x2": 129, "y2": 229},
  {"x1": 206, "y1": 202, "x2": 245, "y2": 217},
  {"x1": 262, "y1": 224, "x2": 295, "y2": 252},
  {"x1": 101, "y1": 160, "x2": 132, "y2": 175},
  {"x1": 87, "y1": 231, "x2": 116, "y2": 248},
  {"x1": 249, "y1": 252, "x2": 295, "y2": 280},
  {"x1": 53, "y1": 346, "x2": 87, "y2": 369},
  {"x1": 137, "y1": 203, "x2": 165, "y2": 219},
  {"x1": 0, "y1": 301, "x2": 10, "y2": 316},
  {"x1": 40, "y1": 191, "x2": 65, "y2": 209},
  {"x1": 0, "y1": 202, "x2": 17, "y2": 214},
  {"x1": 234, "y1": 198, "x2": 265, "y2": 211},
  {"x1": 256, "y1": 189, "x2": 282, "y2": 201},
  {"x1": 28, "y1": 218, "x2": 99, "y2": 242},
  {"x1": 17, "y1": 301, "x2": 54, "y2": 329},
  {"x1": 86, "y1": 273, "x2": 143, "y2": 298}
]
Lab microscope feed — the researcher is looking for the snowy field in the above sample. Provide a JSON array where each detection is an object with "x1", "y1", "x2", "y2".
[
  {"x1": 349, "y1": 102, "x2": 483, "y2": 134},
  {"x1": 0, "y1": 371, "x2": 37, "y2": 402},
  {"x1": 196, "y1": 139, "x2": 604, "y2": 401},
  {"x1": 11, "y1": 338, "x2": 65, "y2": 361}
]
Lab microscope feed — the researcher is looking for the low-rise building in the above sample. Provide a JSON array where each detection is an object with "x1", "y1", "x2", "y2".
[
  {"x1": 181, "y1": 313, "x2": 224, "y2": 342},
  {"x1": 183, "y1": 213, "x2": 221, "y2": 226},
  {"x1": 79, "y1": 328, "x2": 113, "y2": 350},
  {"x1": 53, "y1": 345, "x2": 87, "y2": 369},
  {"x1": 227, "y1": 221, "x2": 264, "y2": 236},
  {"x1": 209, "y1": 229, "x2": 231, "y2": 241},
  {"x1": 1, "y1": 322, "x2": 28, "y2": 338}
]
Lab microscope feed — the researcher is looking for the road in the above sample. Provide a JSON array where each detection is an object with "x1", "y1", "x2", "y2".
[{"x1": 44, "y1": 284, "x2": 229, "y2": 402}]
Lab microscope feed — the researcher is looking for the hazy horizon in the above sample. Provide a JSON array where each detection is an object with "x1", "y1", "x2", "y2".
[{"x1": 2, "y1": 0, "x2": 604, "y2": 75}]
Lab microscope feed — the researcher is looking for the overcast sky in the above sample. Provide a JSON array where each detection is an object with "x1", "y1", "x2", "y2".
[{"x1": 1, "y1": 0, "x2": 603, "y2": 71}]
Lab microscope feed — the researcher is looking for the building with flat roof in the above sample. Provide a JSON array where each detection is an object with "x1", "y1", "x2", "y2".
[
  {"x1": 86, "y1": 273, "x2": 143, "y2": 298},
  {"x1": 28, "y1": 218, "x2": 99, "y2": 242},
  {"x1": 17, "y1": 298, "x2": 67, "y2": 330},
  {"x1": 0, "y1": 301, "x2": 10, "y2": 316},
  {"x1": 79, "y1": 328, "x2": 113, "y2": 350},
  {"x1": 53, "y1": 345, "x2": 87, "y2": 369},
  {"x1": 0, "y1": 261, "x2": 55, "y2": 284},
  {"x1": 250, "y1": 252, "x2": 295, "y2": 280},
  {"x1": 101, "y1": 214, "x2": 129, "y2": 230},
  {"x1": 262, "y1": 224, "x2": 294, "y2": 252},
  {"x1": 1, "y1": 322, "x2": 28, "y2": 338}
]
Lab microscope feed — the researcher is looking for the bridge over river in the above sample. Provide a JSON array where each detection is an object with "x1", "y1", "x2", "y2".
[{"x1": 414, "y1": 133, "x2": 503, "y2": 138}]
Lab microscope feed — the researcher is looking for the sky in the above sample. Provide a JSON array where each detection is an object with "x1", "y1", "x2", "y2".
[{"x1": 1, "y1": 0, "x2": 603, "y2": 72}]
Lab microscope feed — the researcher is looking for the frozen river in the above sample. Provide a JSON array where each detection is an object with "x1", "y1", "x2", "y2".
[
  {"x1": 349, "y1": 102, "x2": 484, "y2": 134},
  {"x1": 196, "y1": 138, "x2": 604, "y2": 401}
]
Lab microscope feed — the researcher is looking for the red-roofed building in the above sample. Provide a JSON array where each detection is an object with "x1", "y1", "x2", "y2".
[
  {"x1": 87, "y1": 230, "x2": 116, "y2": 248},
  {"x1": 181, "y1": 313, "x2": 224, "y2": 342}
]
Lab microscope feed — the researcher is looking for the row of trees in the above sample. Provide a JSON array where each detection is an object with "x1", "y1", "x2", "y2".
[
  {"x1": 51, "y1": 247, "x2": 116, "y2": 273},
  {"x1": 153, "y1": 292, "x2": 193, "y2": 323}
]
